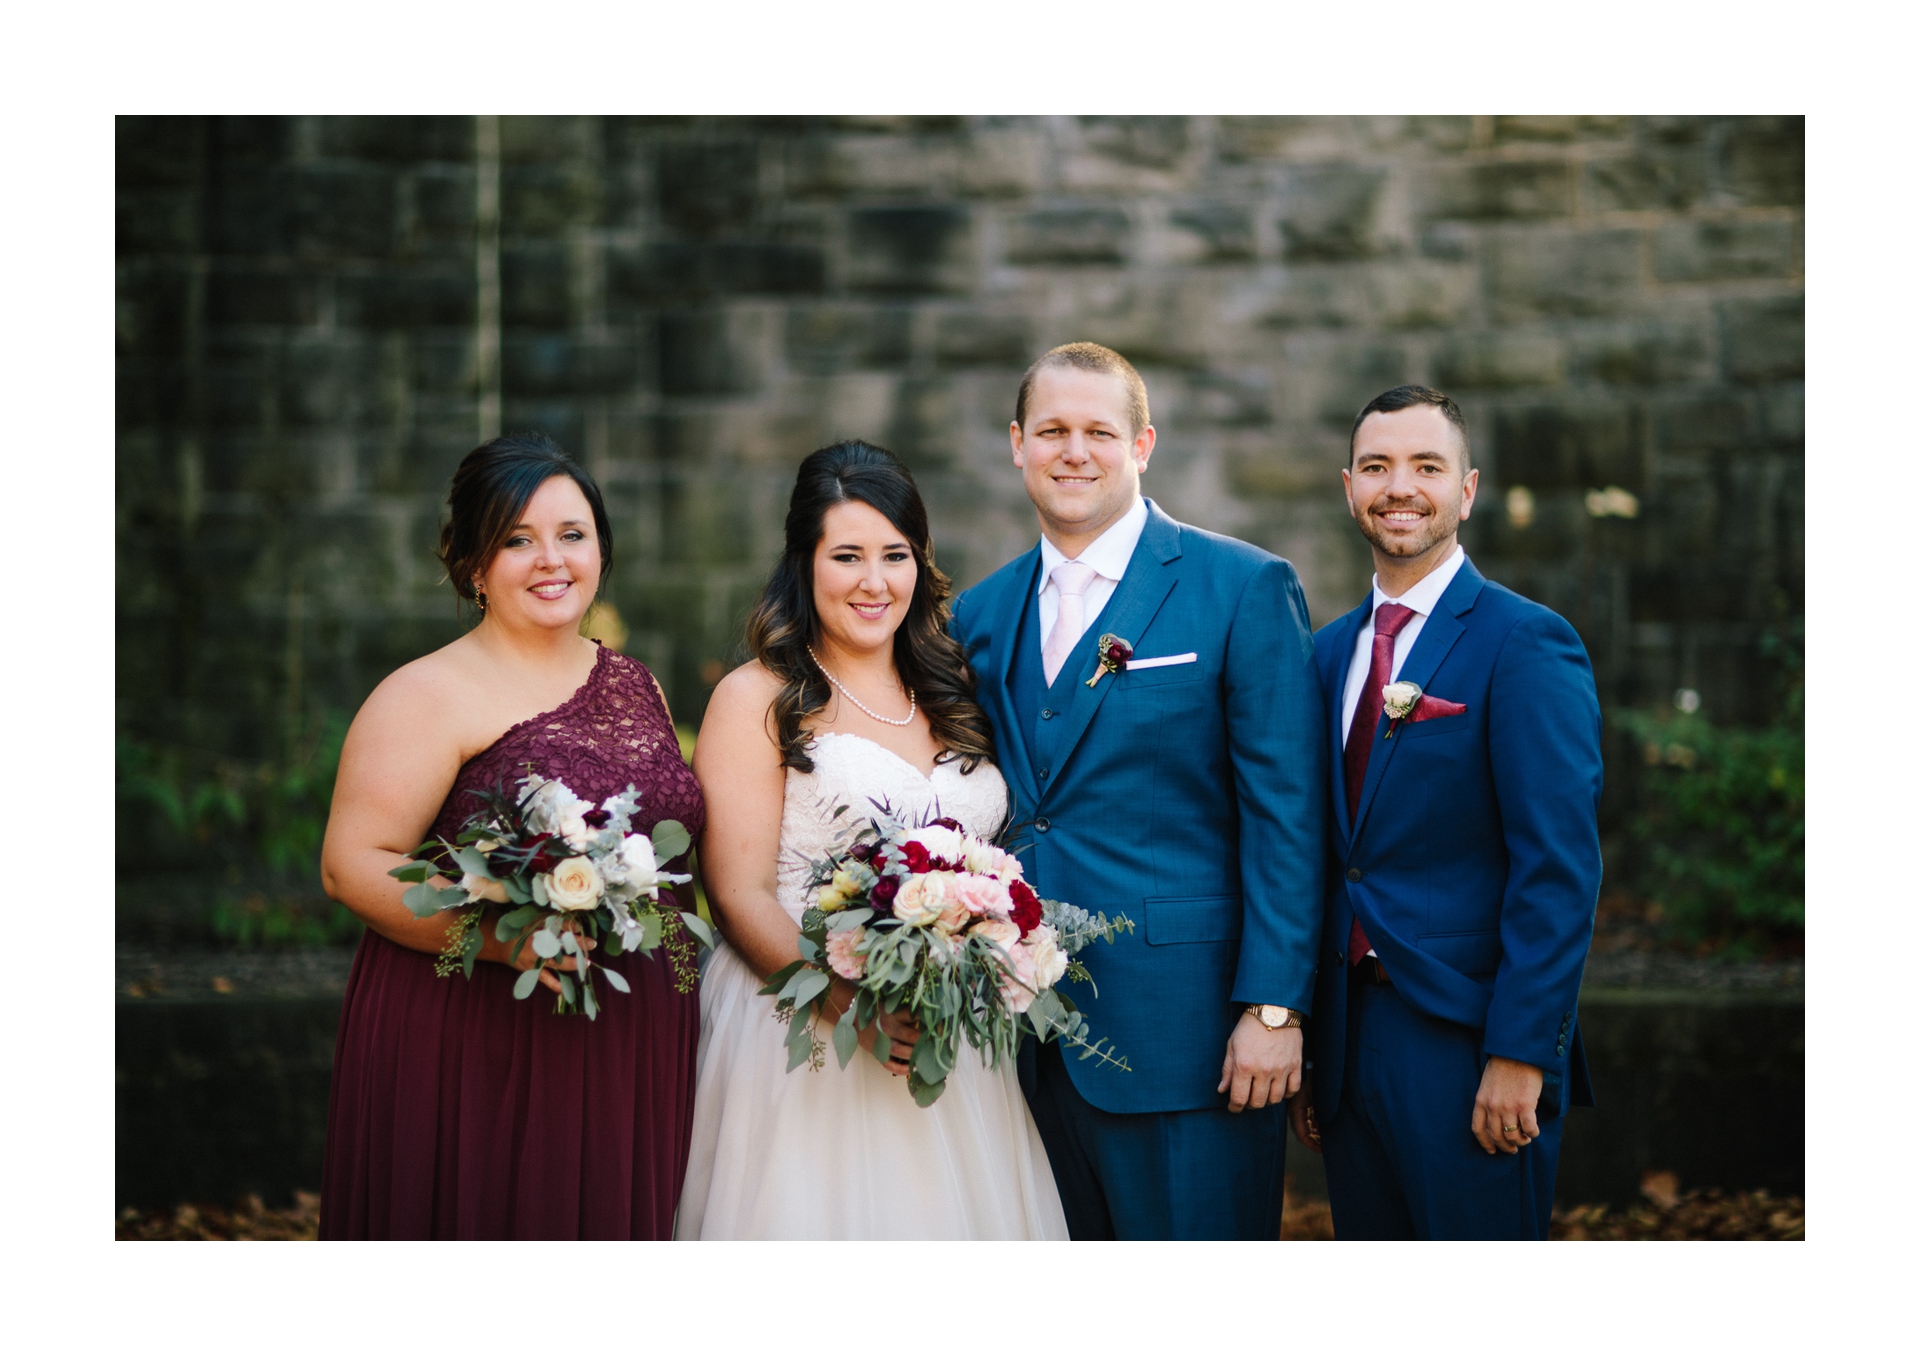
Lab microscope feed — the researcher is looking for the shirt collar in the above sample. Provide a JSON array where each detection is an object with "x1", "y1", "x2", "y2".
[
  {"x1": 1371, "y1": 543, "x2": 1468, "y2": 619},
  {"x1": 1037, "y1": 495, "x2": 1150, "y2": 593}
]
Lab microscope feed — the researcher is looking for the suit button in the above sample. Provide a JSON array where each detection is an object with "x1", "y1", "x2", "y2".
[
  {"x1": 1035, "y1": 817, "x2": 1051, "y2": 833},
  {"x1": 1334, "y1": 950, "x2": 1345, "y2": 964},
  {"x1": 1556, "y1": 1043, "x2": 1566, "y2": 1056},
  {"x1": 1038, "y1": 767, "x2": 1049, "y2": 779},
  {"x1": 1041, "y1": 708, "x2": 1054, "y2": 720},
  {"x1": 1346, "y1": 868, "x2": 1363, "y2": 882}
]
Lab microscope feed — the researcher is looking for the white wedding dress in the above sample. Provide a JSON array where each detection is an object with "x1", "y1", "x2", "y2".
[{"x1": 675, "y1": 732, "x2": 1070, "y2": 1240}]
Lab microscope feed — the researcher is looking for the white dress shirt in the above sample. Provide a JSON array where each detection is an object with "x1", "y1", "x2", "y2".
[
  {"x1": 1036, "y1": 495, "x2": 1150, "y2": 652},
  {"x1": 1339, "y1": 544, "x2": 1470, "y2": 748}
]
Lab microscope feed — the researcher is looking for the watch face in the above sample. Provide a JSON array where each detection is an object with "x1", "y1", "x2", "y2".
[{"x1": 1258, "y1": 1005, "x2": 1290, "y2": 1028}]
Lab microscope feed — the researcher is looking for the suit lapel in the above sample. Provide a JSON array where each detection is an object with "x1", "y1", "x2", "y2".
[
  {"x1": 1349, "y1": 558, "x2": 1485, "y2": 843},
  {"x1": 982, "y1": 548, "x2": 1043, "y2": 810},
  {"x1": 1040, "y1": 503, "x2": 1182, "y2": 797},
  {"x1": 1326, "y1": 601, "x2": 1370, "y2": 848}
]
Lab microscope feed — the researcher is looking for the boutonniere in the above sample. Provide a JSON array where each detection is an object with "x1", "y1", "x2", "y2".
[
  {"x1": 1085, "y1": 634, "x2": 1134, "y2": 687},
  {"x1": 1382, "y1": 681, "x2": 1469, "y2": 737},
  {"x1": 1381, "y1": 681, "x2": 1422, "y2": 738}
]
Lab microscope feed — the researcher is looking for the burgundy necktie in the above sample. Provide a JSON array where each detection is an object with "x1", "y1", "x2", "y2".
[{"x1": 1344, "y1": 602, "x2": 1415, "y2": 965}]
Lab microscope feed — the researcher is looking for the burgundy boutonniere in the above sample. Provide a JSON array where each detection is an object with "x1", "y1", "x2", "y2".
[
  {"x1": 1085, "y1": 634, "x2": 1134, "y2": 687},
  {"x1": 1381, "y1": 681, "x2": 1469, "y2": 738}
]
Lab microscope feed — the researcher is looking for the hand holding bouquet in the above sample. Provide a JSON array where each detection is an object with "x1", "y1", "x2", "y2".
[
  {"x1": 761, "y1": 808, "x2": 1132, "y2": 1106},
  {"x1": 389, "y1": 774, "x2": 712, "y2": 1018}
]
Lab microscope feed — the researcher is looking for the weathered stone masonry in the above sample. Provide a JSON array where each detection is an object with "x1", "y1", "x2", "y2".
[{"x1": 117, "y1": 115, "x2": 1802, "y2": 779}]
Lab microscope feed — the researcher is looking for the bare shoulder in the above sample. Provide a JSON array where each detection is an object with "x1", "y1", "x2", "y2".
[
  {"x1": 696, "y1": 661, "x2": 786, "y2": 759},
  {"x1": 348, "y1": 641, "x2": 487, "y2": 753},
  {"x1": 705, "y1": 660, "x2": 782, "y2": 722}
]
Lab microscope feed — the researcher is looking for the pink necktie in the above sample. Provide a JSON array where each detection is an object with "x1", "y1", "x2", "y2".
[
  {"x1": 1345, "y1": 601, "x2": 1415, "y2": 966},
  {"x1": 1042, "y1": 561, "x2": 1099, "y2": 686}
]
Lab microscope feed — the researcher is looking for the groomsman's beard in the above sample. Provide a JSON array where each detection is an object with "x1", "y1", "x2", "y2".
[{"x1": 1357, "y1": 497, "x2": 1460, "y2": 564}]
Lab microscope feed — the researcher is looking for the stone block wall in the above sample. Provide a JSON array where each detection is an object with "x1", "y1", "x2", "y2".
[{"x1": 117, "y1": 115, "x2": 1802, "y2": 777}]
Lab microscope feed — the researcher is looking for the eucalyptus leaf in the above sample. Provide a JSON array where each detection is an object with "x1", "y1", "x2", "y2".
[
  {"x1": 833, "y1": 1007, "x2": 859, "y2": 1067},
  {"x1": 871, "y1": 1031, "x2": 891, "y2": 1067},
  {"x1": 387, "y1": 860, "x2": 434, "y2": 883},
  {"x1": 785, "y1": 1014, "x2": 814, "y2": 1072},
  {"x1": 450, "y1": 846, "x2": 495, "y2": 880},
  {"x1": 503, "y1": 876, "x2": 532, "y2": 904},
  {"x1": 911, "y1": 1076, "x2": 946, "y2": 1108},
  {"x1": 639, "y1": 913, "x2": 663, "y2": 952},
  {"x1": 759, "y1": 960, "x2": 804, "y2": 997},
  {"x1": 791, "y1": 969, "x2": 832, "y2": 1010},
  {"x1": 602, "y1": 966, "x2": 630, "y2": 994},
  {"x1": 497, "y1": 905, "x2": 540, "y2": 938},
  {"x1": 602, "y1": 928, "x2": 625, "y2": 957},
  {"x1": 581, "y1": 978, "x2": 598, "y2": 1020},
  {"x1": 557, "y1": 972, "x2": 576, "y2": 1006},
  {"x1": 531, "y1": 875, "x2": 550, "y2": 908},
  {"x1": 648, "y1": 819, "x2": 691, "y2": 862},
  {"x1": 402, "y1": 881, "x2": 445, "y2": 919},
  {"x1": 680, "y1": 912, "x2": 716, "y2": 949},
  {"x1": 512, "y1": 967, "x2": 541, "y2": 1000},
  {"x1": 531, "y1": 930, "x2": 561, "y2": 960}
]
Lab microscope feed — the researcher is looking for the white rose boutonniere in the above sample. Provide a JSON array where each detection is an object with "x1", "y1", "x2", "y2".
[{"x1": 1381, "y1": 680, "x2": 1422, "y2": 737}]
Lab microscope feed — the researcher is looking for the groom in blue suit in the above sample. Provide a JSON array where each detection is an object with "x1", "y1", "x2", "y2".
[
  {"x1": 1289, "y1": 385, "x2": 1602, "y2": 1240},
  {"x1": 951, "y1": 343, "x2": 1325, "y2": 1240}
]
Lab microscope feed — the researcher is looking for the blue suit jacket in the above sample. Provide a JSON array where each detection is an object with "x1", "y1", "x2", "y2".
[
  {"x1": 951, "y1": 501, "x2": 1326, "y2": 1115},
  {"x1": 1308, "y1": 558, "x2": 1601, "y2": 1122}
]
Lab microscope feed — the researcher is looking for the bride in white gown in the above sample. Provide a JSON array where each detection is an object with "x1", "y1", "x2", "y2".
[{"x1": 676, "y1": 441, "x2": 1068, "y2": 1240}]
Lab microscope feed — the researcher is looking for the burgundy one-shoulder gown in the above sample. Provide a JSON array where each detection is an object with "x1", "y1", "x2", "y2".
[{"x1": 319, "y1": 646, "x2": 706, "y2": 1239}]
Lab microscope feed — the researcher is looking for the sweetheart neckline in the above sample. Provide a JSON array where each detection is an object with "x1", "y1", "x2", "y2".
[{"x1": 808, "y1": 730, "x2": 967, "y2": 783}]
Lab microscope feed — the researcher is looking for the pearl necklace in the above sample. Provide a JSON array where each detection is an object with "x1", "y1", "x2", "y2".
[{"x1": 808, "y1": 647, "x2": 917, "y2": 727}]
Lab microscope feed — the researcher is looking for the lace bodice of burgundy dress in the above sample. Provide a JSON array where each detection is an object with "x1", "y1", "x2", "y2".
[
  {"x1": 321, "y1": 644, "x2": 706, "y2": 1240},
  {"x1": 425, "y1": 644, "x2": 705, "y2": 856}
]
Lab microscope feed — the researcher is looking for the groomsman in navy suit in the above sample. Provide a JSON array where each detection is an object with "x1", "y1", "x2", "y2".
[
  {"x1": 1289, "y1": 385, "x2": 1602, "y2": 1240},
  {"x1": 952, "y1": 343, "x2": 1325, "y2": 1240}
]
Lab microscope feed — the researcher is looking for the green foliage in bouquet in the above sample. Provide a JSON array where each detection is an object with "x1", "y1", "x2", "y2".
[
  {"x1": 759, "y1": 808, "x2": 1134, "y2": 1107},
  {"x1": 388, "y1": 775, "x2": 710, "y2": 1017}
]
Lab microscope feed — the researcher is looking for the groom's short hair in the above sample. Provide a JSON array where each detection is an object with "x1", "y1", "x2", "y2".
[
  {"x1": 1350, "y1": 384, "x2": 1471, "y2": 469},
  {"x1": 1014, "y1": 342, "x2": 1151, "y2": 438}
]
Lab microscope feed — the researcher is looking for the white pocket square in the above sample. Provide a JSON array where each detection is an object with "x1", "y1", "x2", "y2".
[{"x1": 1127, "y1": 652, "x2": 1198, "y2": 671}]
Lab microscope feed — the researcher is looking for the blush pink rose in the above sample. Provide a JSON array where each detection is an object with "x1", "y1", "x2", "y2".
[
  {"x1": 951, "y1": 873, "x2": 1012, "y2": 919},
  {"x1": 971, "y1": 918, "x2": 1021, "y2": 954},
  {"x1": 824, "y1": 925, "x2": 867, "y2": 980},
  {"x1": 998, "y1": 942, "x2": 1039, "y2": 1014}
]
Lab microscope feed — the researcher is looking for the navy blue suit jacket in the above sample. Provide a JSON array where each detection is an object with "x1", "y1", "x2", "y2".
[
  {"x1": 1308, "y1": 557, "x2": 1601, "y2": 1122},
  {"x1": 952, "y1": 501, "x2": 1326, "y2": 1115}
]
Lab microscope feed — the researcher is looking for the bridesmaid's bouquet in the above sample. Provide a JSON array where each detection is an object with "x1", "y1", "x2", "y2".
[
  {"x1": 762, "y1": 807, "x2": 1133, "y2": 1106},
  {"x1": 390, "y1": 774, "x2": 712, "y2": 1018}
]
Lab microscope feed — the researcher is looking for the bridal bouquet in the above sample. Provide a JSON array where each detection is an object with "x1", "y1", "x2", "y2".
[
  {"x1": 389, "y1": 774, "x2": 712, "y2": 1018},
  {"x1": 761, "y1": 807, "x2": 1133, "y2": 1106}
]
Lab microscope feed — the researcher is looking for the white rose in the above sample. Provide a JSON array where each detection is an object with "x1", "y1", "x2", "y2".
[
  {"x1": 906, "y1": 826, "x2": 966, "y2": 866},
  {"x1": 459, "y1": 872, "x2": 510, "y2": 904},
  {"x1": 1026, "y1": 924, "x2": 1069, "y2": 989},
  {"x1": 618, "y1": 832, "x2": 658, "y2": 879},
  {"x1": 893, "y1": 872, "x2": 952, "y2": 926},
  {"x1": 544, "y1": 856, "x2": 604, "y2": 910},
  {"x1": 1381, "y1": 680, "x2": 1422, "y2": 721}
]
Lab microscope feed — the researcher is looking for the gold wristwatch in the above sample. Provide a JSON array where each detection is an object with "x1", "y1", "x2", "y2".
[{"x1": 1248, "y1": 1004, "x2": 1303, "y2": 1030}]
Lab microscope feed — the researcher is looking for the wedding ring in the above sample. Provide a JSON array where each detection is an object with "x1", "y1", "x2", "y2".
[{"x1": 1503, "y1": 1124, "x2": 1519, "y2": 1132}]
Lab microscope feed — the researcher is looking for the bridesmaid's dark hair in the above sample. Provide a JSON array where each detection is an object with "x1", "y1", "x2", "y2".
[
  {"x1": 745, "y1": 440, "x2": 993, "y2": 774},
  {"x1": 438, "y1": 432, "x2": 614, "y2": 612}
]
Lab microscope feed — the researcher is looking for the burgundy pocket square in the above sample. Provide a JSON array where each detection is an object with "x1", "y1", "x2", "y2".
[{"x1": 1407, "y1": 694, "x2": 1468, "y2": 722}]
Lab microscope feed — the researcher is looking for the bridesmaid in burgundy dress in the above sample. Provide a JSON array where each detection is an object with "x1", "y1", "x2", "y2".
[{"x1": 317, "y1": 434, "x2": 704, "y2": 1239}]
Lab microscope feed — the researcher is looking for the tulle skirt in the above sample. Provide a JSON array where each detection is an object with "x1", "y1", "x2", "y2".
[{"x1": 675, "y1": 940, "x2": 1069, "y2": 1240}]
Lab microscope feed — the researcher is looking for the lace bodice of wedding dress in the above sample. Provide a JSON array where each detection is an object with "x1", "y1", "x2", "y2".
[{"x1": 771, "y1": 732, "x2": 1010, "y2": 921}]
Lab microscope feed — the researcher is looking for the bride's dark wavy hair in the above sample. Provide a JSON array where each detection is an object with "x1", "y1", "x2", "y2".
[{"x1": 746, "y1": 440, "x2": 994, "y2": 775}]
